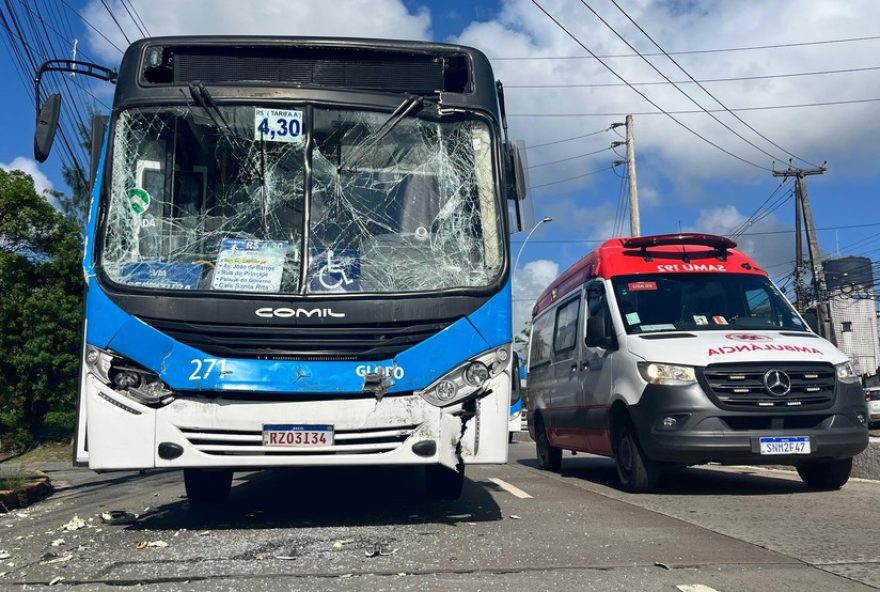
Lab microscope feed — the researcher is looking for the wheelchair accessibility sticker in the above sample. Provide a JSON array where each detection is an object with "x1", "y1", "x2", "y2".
[{"x1": 310, "y1": 248, "x2": 361, "y2": 292}]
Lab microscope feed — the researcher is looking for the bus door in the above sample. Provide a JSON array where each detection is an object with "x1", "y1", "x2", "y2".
[{"x1": 580, "y1": 281, "x2": 615, "y2": 454}]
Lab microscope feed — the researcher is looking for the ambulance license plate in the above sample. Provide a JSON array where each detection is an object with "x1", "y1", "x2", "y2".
[
  {"x1": 759, "y1": 436, "x2": 810, "y2": 455},
  {"x1": 263, "y1": 424, "x2": 333, "y2": 447}
]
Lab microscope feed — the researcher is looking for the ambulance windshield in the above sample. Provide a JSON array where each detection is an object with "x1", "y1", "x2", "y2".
[{"x1": 611, "y1": 273, "x2": 809, "y2": 334}]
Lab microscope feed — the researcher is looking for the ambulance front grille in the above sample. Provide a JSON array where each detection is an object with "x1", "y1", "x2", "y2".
[{"x1": 700, "y1": 362, "x2": 835, "y2": 410}]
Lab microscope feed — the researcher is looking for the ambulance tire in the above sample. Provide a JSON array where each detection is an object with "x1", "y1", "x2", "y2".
[
  {"x1": 425, "y1": 465, "x2": 464, "y2": 500},
  {"x1": 184, "y1": 469, "x2": 233, "y2": 504},
  {"x1": 535, "y1": 417, "x2": 562, "y2": 472},
  {"x1": 796, "y1": 457, "x2": 852, "y2": 490},
  {"x1": 613, "y1": 419, "x2": 659, "y2": 493}
]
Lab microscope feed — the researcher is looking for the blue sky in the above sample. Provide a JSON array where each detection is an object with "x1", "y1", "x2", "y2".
[{"x1": 2, "y1": 0, "x2": 880, "y2": 331}]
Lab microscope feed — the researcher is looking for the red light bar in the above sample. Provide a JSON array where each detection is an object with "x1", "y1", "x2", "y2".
[{"x1": 620, "y1": 233, "x2": 737, "y2": 250}]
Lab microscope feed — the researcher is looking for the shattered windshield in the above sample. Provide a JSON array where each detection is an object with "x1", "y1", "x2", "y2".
[
  {"x1": 100, "y1": 105, "x2": 502, "y2": 295},
  {"x1": 611, "y1": 273, "x2": 809, "y2": 334}
]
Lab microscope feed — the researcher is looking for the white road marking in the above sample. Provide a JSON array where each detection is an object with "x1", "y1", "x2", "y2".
[
  {"x1": 677, "y1": 585, "x2": 722, "y2": 592},
  {"x1": 488, "y1": 477, "x2": 533, "y2": 499}
]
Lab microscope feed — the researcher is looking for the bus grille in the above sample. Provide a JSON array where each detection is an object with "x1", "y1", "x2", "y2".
[
  {"x1": 138, "y1": 317, "x2": 453, "y2": 360},
  {"x1": 178, "y1": 424, "x2": 419, "y2": 456},
  {"x1": 700, "y1": 362, "x2": 836, "y2": 409}
]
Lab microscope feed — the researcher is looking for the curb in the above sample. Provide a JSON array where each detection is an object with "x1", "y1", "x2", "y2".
[{"x1": 0, "y1": 470, "x2": 54, "y2": 513}]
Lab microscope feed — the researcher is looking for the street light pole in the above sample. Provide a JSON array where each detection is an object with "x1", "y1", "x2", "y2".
[{"x1": 514, "y1": 216, "x2": 553, "y2": 275}]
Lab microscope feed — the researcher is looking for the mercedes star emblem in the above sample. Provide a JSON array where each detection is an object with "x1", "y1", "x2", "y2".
[{"x1": 763, "y1": 369, "x2": 792, "y2": 396}]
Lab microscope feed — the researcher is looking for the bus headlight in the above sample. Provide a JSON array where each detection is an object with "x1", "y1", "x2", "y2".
[
  {"x1": 418, "y1": 346, "x2": 509, "y2": 407},
  {"x1": 86, "y1": 346, "x2": 175, "y2": 407},
  {"x1": 835, "y1": 361, "x2": 860, "y2": 384},
  {"x1": 638, "y1": 362, "x2": 697, "y2": 386}
]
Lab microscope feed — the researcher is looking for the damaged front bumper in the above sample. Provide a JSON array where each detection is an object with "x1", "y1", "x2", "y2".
[{"x1": 82, "y1": 371, "x2": 510, "y2": 471}]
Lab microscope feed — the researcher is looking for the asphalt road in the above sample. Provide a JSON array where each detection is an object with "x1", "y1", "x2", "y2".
[{"x1": 0, "y1": 442, "x2": 878, "y2": 591}]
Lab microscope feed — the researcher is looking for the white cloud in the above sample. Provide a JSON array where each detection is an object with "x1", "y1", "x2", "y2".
[
  {"x1": 453, "y1": 0, "x2": 880, "y2": 192},
  {"x1": 0, "y1": 157, "x2": 55, "y2": 196},
  {"x1": 513, "y1": 258, "x2": 559, "y2": 336},
  {"x1": 83, "y1": 0, "x2": 432, "y2": 62}
]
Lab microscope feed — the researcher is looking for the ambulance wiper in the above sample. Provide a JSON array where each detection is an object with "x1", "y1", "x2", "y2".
[{"x1": 337, "y1": 94, "x2": 425, "y2": 174}]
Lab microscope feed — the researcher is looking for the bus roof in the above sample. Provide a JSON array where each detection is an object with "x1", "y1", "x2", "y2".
[
  {"x1": 114, "y1": 36, "x2": 500, "y2": 115},
  {"x1": 532, "y1": 233, "x2": 768, "y2": 318}
]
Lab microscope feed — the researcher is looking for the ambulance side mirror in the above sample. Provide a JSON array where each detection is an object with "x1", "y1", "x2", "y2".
[{"x1": 585, "y1": 286, "x2": 618, "y2": 350}]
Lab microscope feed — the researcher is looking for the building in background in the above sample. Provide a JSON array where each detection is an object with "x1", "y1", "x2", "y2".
[{"x1": 825, "y1": 256, "x2": 879, "y2": 377}]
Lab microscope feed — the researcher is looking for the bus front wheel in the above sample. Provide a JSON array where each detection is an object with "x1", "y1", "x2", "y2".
[
  {"x1": 425, "y1": 465, "x2": 464, "y2": 500},
  {"x1": 184, "y1": 469, "x2": 233, "y2": 504}
]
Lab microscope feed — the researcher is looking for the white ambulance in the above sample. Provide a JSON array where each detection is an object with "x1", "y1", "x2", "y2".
[{"x1": 526, "y1": 233, "x2": 869, "y2": 492}]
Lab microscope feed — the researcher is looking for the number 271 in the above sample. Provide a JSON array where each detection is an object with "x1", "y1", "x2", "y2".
[{"x1": 189, "y1": 358, "x2": 227, "y2": 380}]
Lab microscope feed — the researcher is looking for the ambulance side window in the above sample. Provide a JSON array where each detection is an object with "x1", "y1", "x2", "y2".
[
  {"x1": 553, "y1": 297, "x2": 580, "y2": 359},
  {"x1": 529, "y1": 311, "x2": 554, "y2": 368}
]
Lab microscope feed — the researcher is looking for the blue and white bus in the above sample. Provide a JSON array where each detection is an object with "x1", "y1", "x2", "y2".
[{"x1": 34, "y1": 36, "x2": 530, "y2": 502}]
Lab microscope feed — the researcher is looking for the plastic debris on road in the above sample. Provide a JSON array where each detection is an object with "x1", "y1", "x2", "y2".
[
  {"x1": 63, "y1": 515, "x2": 85, "y2": 531},
  {"x1": 100, "y1": 511, "x2": 138, "y2": 525},
  {"x1": 135, "y1": 540, "x2": 169, "y2": 549}
]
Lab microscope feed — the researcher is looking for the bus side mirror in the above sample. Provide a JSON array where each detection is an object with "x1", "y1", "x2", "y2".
[
  {"x1": 89, "y1": 114, "x2": 109, "y2": 191},
  {"x1": 507, "y1": 141, "x2": 534, "y2": 233},
  {"x1": 34, "y1": 93, "x2": 62, "y2": 163}
]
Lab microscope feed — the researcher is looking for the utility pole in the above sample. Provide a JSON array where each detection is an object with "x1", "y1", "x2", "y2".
[
  {"x1": 773, "y1": 164, "x2": 834, "y2": 344},
  {"x1": 625, "y1": 114, "x2": 640, "y2": 237}
]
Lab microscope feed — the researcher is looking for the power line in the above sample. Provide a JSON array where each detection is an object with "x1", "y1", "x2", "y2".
[
  {"x1": 608, "y1": 0, "x2": 818, "y2": 167},
  {"x1": 529, "y1": 165, "x2": 613, "y2": 190},
  {"x1": 729, "y1": 178, "x2": 791, "y2": 238},
  {"x1": 510, "y1": 221, "x2": 880, "y2": 243},
  {"x1": 509, "y1": 96, "x2": 880, "y2": 117},
  {"x1": 490, "y1": 34, "x2": 880, "y2": 61},
  {"x1": 528, "y1": 125, "x2": 613, "y2": 148},
  {"x1": 57, "y1": 0, "x2": 124, "y2": 55},
  {"x1": 118, "y1": 0, "x2": 148, "y2": 37},
  {"x1": 529, "y1": 0, "x2": 769, "y2": 171},
  {"x1": 577, "y1": 0, "x2": 791, "y2": 165},
  {"x1": 505, "y1": 65, "x2": 880, "y2": 88},
  {"x1": 528, "y1": 145, "x2": 612, "y2": 169},
  {"x1": 98, "y1": 0, "x2": 131, "y2": 45}
]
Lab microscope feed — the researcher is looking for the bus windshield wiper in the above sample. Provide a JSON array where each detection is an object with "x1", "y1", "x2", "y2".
[
  {"x1": 188, "y1": 82, "x2": 235, "y2": 136},
  {"x1": 337, "y1": 94, "x2": 424, "y2": 174}
]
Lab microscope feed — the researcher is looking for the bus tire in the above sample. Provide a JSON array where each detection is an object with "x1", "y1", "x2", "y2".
[
  {"x1": 425, "y1": 465, "x2": 464, "y2": 500},
  {"x1": 613, "y1": 419, "x2": 658, "y2": 493},
  {"x1": 796, "y1": 457, "x2": 852, "y2": 490},
  {"x1": 535, "y1": 417, "x2": 562, "y2": 471},
  {"x1": 184, "y1": 469, "x2": 233, "y2": 504}
]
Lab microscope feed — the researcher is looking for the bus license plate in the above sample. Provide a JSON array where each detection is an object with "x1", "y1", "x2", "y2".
[
  {"x1": 263, "y1": 424, "x2": 333, "y2": 448},
  {"x1": 759, "y1": 436, "x2": 810, "y2": 455}
]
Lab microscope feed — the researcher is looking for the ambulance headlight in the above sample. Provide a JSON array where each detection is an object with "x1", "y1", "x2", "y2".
[
  {"x1": 86, "y1": 346, "x2": 174, "y2": 407},
  {"x1": 418, "y1": 345, "x2": 509, "y2": 407},
  {"x1": 835, "y1": 361, "x2": 860, "y2": 384},
  {"x1": 638, "y1": 362, "x2": 697, "y2": 386}
]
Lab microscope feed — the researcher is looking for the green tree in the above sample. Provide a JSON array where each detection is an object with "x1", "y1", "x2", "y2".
[{"x1": 0, "y1": 168, "x2": 83, "y2": 447}]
